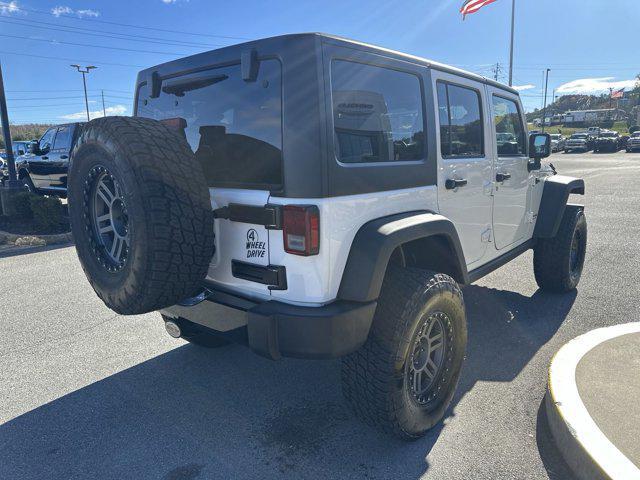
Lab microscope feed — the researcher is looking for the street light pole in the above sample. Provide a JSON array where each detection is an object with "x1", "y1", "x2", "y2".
[
  {"x1": 508, "y1": 0, "x2": 515, "y2": 86},
  {"x1": 542, "y1": 68, "x2": 551, "y2": 133},
  {"x1": 70, "y1": 64, "x2": 96, "y2": 121},
  {"x1": 0, "y1": 60, "x2": 23, "y2": 215}
]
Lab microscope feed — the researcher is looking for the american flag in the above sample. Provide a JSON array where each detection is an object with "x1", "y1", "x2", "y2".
[
  {"x1": 460, "y1": 0, "x2": 498, "y2": 19},
  {"x1": 611, "y1": 88, "x2": 625, "y2": 99}
]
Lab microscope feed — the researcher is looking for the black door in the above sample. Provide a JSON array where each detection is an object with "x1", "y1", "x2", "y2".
[
  {"x1": 29, "y1": 127, "x2": 57, "y2": 188},
  {"x1": 48, "y1": 124, "x2": 74, "y2": 189}
]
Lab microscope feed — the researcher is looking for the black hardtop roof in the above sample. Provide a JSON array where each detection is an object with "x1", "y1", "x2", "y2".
[{"x1": 137, "y1": 32, "x2": 518, "y2": 96}]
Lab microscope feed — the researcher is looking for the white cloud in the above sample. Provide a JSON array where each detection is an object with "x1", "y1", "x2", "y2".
[
  {"x1": 512, "y1": 84, "x2": 535, "y2": 91},
  {"x1": 76, "y1": 9, "x2": 99, "y2": 17},
  {"x1": 60, "y1": 105, "x2": 127, "y2": 121},
  {"x1": 51, "y1": 5, "x2": 72, "y2": 16},
  {"x1": 0, "y1": 1, "x2": 22, "y2": 15},
  {"x1": 51, "y1": 5, "x2": 100, "y2": 17},
  {"x1": 162, "y1": 0, "x2": 188, "y2": 4},
  {"x1": 556, "y1": 77, "x2": 637, "y2": 95}
]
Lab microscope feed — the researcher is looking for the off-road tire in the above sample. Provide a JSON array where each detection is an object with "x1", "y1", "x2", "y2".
[
  {"x1": 162, "y1": 315, "x2": 230, "y2": 348},
  {"x1": 341, "y1": 267, "x2": 467, "y2": 440},
  {"x1": 20, "y1": 173, "x2": 36, "y2": 193},
  {"x1": 534, "y1": 207, "x2": 587, "y2": 293},
  {"x1": 68, "y1": 116, "x2": 215, "y2": 315}
]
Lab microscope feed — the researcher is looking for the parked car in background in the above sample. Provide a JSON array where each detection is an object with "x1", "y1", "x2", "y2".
[
  {"x1": 16, "y1": 122, "x2": 84, "y2": 197},
  {"x1": 12, "y1": 140, "x2": 36, "y2": 157},
  {"x1": 550, "y1": 134, "x2": 566, "y2": 152},
  {"x1": 564, "y1": 133, "x2": 591, "y2": 153},
  {"x1": 593, "y1": 131, "x2": 622, "y2": 153},
  {"x1": 587, "y1": 126, "x2": 601, "y2": 138},
  {"x1": 0, "y1": 151, "x2": 7, "y2": 182},
  {"x1": 627, "y1": 132, "x2": 640, "y2": 152}
]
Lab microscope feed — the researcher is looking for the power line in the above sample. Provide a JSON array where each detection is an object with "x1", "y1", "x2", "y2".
[
  {"x1": 0, "y1": 17, "x2": 224, "y2": 49},
  {"x1": 0, "y1": 33, "x2": 189, "y2": 56},
  {"x1": 0, "y1": 50, "x2": 144, "y2": 68},
  {"x1": 10, "y1": 4, "x2": 249, "y2": 41}
]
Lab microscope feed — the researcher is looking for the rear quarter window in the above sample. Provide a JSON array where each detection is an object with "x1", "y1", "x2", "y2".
[
  {"x1": 330, "y1": 60, "x2": 425, "y2": 164},
  {"x1": 136, "y1": 59, "x2": 283, "y2": 190}
]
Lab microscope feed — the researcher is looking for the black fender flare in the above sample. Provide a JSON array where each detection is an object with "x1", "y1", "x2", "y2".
[
  {"x1": 534, "y1": 175, "x2": 585, "y2": 239},
  {"x1": 337, "y1": 211, "x2": 468, "y2": 303}
]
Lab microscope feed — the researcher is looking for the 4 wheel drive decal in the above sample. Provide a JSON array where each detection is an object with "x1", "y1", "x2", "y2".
[{"x1": 246, "y1": 228, "x2": 266, "y2": 258}]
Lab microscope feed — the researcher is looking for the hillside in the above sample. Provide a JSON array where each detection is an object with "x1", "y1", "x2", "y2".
[
  {"x1": 0, "y1": 124, "x2": 53, "y2": 149},
  {"x1": 526, "y1": 75, "x2": 640, "y2": 123}
]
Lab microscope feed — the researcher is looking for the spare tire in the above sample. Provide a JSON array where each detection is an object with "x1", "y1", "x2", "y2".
[{"x1": 68, "y1": 116, "x2": 215, "y2": 315}]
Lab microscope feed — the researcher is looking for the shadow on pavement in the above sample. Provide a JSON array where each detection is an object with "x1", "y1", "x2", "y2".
[
  {"x1": 0, "y1": 286, "x2": 576, "y2": 480},
  {"x1": 0, "y1": 242, "x2": 73, "y2": 259},
  {"x1": 535, "y1": 398, "x2": 576, "y2": 480}
]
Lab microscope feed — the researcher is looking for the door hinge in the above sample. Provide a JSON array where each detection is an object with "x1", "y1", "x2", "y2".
[{"x1": 481, "y1": 226, "x2": 492, "y2": 243}]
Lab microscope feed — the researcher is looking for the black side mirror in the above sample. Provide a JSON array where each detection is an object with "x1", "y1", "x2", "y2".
[{"x1": 528, "y1": 133, "x2": 551, "y2": 171}]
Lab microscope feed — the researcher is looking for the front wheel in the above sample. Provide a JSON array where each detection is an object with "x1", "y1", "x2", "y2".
[
  {"x1": 534, "y1": 207, "x2": 587, "y2": 292},
  {"x1": 21, "y1": 174, "x2": 36, "y2": 193},
  {"x1": 341, "y1": 267, "x2": 467, "y2": 440}
]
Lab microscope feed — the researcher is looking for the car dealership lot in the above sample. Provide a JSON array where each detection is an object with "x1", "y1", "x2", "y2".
[{"x1": 1, "y1": 151, "x2": 639, "y2": 480}]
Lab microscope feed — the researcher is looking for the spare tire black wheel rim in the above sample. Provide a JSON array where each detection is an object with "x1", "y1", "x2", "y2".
[
  {"x1": 407, "y1": 311, "x2": 451, "y2": 406},
  {"x1": 85, "y1": 165, "x2": 130, "y2": 272}
]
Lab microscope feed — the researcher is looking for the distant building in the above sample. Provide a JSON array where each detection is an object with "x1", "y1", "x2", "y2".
[{"x1": 563, "y1": 108, "x2": 625, "y2": 125}]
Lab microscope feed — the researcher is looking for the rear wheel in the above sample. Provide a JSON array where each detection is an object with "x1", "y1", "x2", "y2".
[
  {"x1": 534, "y1": 207, "x2": 587, "y2": 292},
  {"x1": 341, "y1": 267, "x2": 467, "y2": 440}
]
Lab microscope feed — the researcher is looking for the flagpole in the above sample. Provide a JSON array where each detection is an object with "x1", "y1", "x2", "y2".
[{"x1": 508, "y1": 0, "x2": 515, "y2": 86}]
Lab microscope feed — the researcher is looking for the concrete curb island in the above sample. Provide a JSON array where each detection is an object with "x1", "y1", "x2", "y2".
[{"x1": 545, "y1": 323, "x2": 640, "y2": 480}]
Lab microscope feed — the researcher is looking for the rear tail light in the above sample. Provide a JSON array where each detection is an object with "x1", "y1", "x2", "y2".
[{"x1": 283, "y1": 205, "x2": 319, "y2": 256}]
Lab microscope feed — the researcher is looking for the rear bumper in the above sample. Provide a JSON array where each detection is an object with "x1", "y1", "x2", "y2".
[{"x1": 161, "y1": 285, "x2": 376, "y2": 360}]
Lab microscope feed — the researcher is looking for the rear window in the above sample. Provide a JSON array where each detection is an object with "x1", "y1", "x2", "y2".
[{"x1": 136, "y1": 59, "x2": 283, "y2": 189}]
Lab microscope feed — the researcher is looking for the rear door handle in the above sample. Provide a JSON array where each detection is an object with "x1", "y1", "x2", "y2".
[
  {"x1": 496, "y1": 172, "x2": 511, "y2": 182},
  {"x1": 60, "y1": 155, "x2": 68, "y2": 159},
  {"x1": 445, "y1": 178, "x2": 468, "y2": 190},
  {"x1": 41, "y1": 156, "x2": 48, "y2": 160}
]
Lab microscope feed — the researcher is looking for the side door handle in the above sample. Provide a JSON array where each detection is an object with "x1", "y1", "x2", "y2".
[
  {"x1": 445, "y1": 178, "x2": 468, "y2": 190},
  {"x1": 41, "y1": 156, "x2": 48, "y2": 160},
  {"x1": 496, "y1": 172, "x2": 511, "y2": 183},
  {"x1": 60, "y1": 155, "x2": 68, "y2": 159}
]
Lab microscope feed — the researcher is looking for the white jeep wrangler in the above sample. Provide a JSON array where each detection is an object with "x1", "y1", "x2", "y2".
[{"x1": 68, "y1": 34, "x2": 587, "y2": 439}]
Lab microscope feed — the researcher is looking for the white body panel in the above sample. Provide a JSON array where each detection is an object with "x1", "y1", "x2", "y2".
[
  {"x1": 268, "y1": 186, "x2": 438, "y2": 305},
  {"x1": 430, "y1": 70, "x2": 493, "y2": 268},
  {"x1": 206, "y1": 188, "x2": 272, "y2": 299},
  {"x1": 486, "y1": 86, "x2": 532, "y2": 251}
]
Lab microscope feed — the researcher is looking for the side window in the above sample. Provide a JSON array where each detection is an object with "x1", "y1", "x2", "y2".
[
  {"x1": 492, "y1": 96, "x2": 526, "y2": 156},
  {"x1": 38, "y1": 128, "x2": 56, "y2": 153},
  {"x1": 331, "y1": 60, "x2": 425, "y2": 164},
  {"x1": 436, "y1": 82, "x2": 484, "y2": 157},
  {"x1": 53, "y1": 125, "x2": 73, "y2": 151}
]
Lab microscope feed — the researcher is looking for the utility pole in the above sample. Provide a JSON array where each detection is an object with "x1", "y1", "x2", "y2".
[
  {"x1": 492, "y1": 62, "x2": 502, "y2": 82},
  {"x1": 101, "y1": 90, "x2": 106, "y2": 117},
  {"x1": 542, "y1": 68, "x2": 551, "y2": 133},
  {"x1": 508, "y1": 0, "x2": 516, "y2": 86},
  {"x1": 70, "y1": 64, "x2": 96, "y2": 121},
  {"x1": 0, "y1": 61, "x2": 23, "y2": 215}
]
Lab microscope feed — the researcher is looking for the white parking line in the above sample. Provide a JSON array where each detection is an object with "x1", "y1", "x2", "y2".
[{"x1": 548, "y1": 322, "x2": 640, "y2": 480}]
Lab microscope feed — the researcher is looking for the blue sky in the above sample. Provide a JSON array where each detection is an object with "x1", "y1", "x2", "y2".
[{"x1": 1, "y1": 0, "x2": 638, "y2": 124}]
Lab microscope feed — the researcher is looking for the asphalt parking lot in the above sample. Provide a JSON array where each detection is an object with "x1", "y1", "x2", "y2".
[{"x1": 1, "y1": 150, "x2": 639, "y2": 480}]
